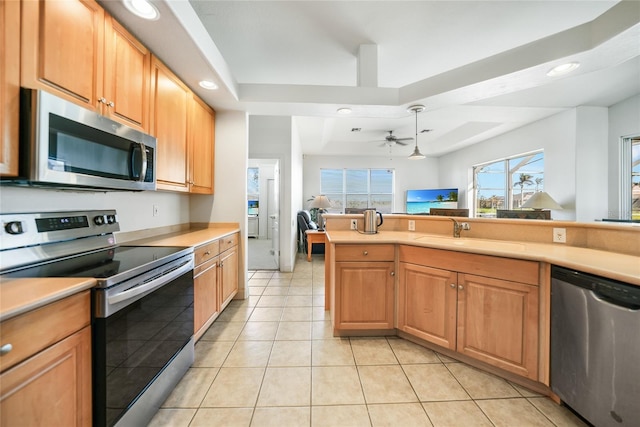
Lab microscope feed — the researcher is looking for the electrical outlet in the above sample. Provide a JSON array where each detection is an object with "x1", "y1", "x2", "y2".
[
  {"x1": 152, "y1": 205, "x2": 159, "y2": 217},
  {"x1": 553, "y1": 227, "x2": 566, "y2": 243},
  {"x1": 350, "y1": 219, "x2": 358, "y2": 230},
  {"x1": 408, "y1": 220, "x2": 415, "y2": 231}
]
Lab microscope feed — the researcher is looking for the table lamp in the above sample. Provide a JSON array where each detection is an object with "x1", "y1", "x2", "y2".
[{"x1": 309, "y1": 195, "x2": 332, "y2": 229}]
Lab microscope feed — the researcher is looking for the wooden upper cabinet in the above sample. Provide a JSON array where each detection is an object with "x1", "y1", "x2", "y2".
[
  {"x1": 21, "y1": 0, "x2": 104, "y2": 107},
  {"x1": 150, "y1": 55, "x2": 190, "y2": 192},
  {"x1": 188, "y1": 94, "x2": 215, "y2": 194},
  {"x1": 102, "y1": 16, "x2": 150, "y2": 131},
  {"x1": 1, "y1": 0, "x2": 20, "y2": 176},
  {"x1": 21, "y1": 0, "x2": 151, "y2": 131}
]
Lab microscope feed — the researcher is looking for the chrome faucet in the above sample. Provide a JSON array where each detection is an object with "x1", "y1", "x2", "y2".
[{"x1": 450, "y1": 218, "x2": 470, "y2": 238}]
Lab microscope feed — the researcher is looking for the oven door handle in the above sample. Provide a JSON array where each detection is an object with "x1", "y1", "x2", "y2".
[{"x1": 107, "y1": 259, "x2": 192, "y2": 306}]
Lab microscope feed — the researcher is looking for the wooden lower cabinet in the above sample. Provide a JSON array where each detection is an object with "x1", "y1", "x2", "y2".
[
  {"x1": 457, "y1": 273, "x2": 539, "y2": 379},
  {"x1": 398, "y1": 246, "x2": 540, "y2": 380},
  {"x1": 194, "y1": 256, "x2": 220, "y2": 338},
  {"x1": 334, "y1": 261, "x2": 395, "y2": 330},
  {"x1": 219, "y1": 245, "x2": 239, "y2": 310},
  {"x1": 0, "y1": 291, "x2": 92, "y2": 426},
  {"x1": 398, "y1": 262, "x2": 457, "y2": 350},
  {"x1": 193, "y1": 233, "x2": 239, "y2": 340}
]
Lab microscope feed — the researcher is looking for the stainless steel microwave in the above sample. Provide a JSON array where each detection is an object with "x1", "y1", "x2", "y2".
[{"x1": 4, "y1": 89, "x2": 156, "y2": 191}]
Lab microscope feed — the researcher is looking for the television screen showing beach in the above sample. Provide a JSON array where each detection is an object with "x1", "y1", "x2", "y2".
[{"x1": 406, "y1": 188, "x2": 458, "y2": 214}]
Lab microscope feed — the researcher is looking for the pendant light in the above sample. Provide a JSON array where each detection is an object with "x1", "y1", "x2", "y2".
[{"x1": 407, "y1": 104, "x2": 426, "y2": 160}]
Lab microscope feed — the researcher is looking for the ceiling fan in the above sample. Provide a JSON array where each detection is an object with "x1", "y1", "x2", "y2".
[{"x1": 376, "y1": 130, "x2": 414, "y2": 147}]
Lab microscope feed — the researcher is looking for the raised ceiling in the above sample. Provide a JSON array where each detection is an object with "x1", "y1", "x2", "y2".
[{"x1": 100, "y1": 0, "x2": 640, "y2": 157}]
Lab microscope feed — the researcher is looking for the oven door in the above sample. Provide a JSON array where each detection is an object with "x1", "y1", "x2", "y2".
[
  {"x1": 20, "y1": 89, "x2": 156, "y2": 191},
  {"x1": 93, "y1": 266, "x2": 194, "y2": 427}
]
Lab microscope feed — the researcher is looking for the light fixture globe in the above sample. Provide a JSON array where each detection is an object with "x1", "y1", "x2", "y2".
[{"x1": 407, "y1": 105, "x2": 426, "y2": 160}]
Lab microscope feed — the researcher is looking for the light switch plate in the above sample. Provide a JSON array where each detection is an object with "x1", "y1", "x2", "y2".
[
  {"x1": 408, "y1": 220, "x2": 415, "y2": 231},
  {"x1": 350, "y1": 219, "x2": 358, "y2": 230}
]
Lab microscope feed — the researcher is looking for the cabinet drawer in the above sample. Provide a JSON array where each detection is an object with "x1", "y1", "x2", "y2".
[
  {"x1": 0, "y1": 291, "x2": 90, "y2": 373},
  {"x1": 335, "y1": 244, "x2": 395, "y2": 262},
  {"x1": 220, "y1": 233, "x2": 239, "y2": 252},
  {"x1": 399, "y1": 245, "x2": 539, "y2": 286},
  {"x1": 195, "y1": 240, "x2": 220, "y2": 266}
]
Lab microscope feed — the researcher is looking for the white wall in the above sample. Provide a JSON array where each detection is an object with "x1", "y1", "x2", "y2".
[
  {"x1": 0, "y1": 186, "x2": 189, "y2": 233},
  {"x1": 248, "y1": 115, "x2": 297, "y2": 272},
  {"x1": 302, "y1": 155, "x2": 439, "y2": 213},
  {"x1": 438, "y1": 110, "x2": 578, "y2": 220},
  {"x1": 607, "y1": 94, "x2": 640, "y2": 218},
  {"x1": 575, "y1": 106, "x2": 608, "y2": 222}
]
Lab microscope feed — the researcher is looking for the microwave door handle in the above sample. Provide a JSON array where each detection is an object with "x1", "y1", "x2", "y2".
[{"x1": 131, "y1": 142, "x2": 148, "y2": 182}]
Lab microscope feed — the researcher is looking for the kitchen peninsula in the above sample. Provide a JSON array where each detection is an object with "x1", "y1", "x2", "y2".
[{"x1": 323, "y1": 214, "x2": 640, "y2": 393}]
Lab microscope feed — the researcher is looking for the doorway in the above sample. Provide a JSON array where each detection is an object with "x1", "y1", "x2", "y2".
[{"x1": 247, "y1": 159, "x2": 280, "y2": 270}]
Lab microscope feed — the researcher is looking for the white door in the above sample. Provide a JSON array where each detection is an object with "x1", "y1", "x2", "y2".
[{"x1": 267, "y1": 176, "x2": 279, "y2": 269}]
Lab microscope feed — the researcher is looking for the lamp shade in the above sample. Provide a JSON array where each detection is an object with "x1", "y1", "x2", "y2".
[
  {"x1": 309, "y1": 195, "x2": 332, "y2": 209},
  {"x1": 522, "y1": 191, "x2": 563, "y2": 210}
]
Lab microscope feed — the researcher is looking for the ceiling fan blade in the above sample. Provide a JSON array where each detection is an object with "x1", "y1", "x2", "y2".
[
  {"x1": 396, "y1": 141, "x2": 410, "y2": 146},
  {"x1": 394, "y1": 137, "x2": 414, "y2": 141}
]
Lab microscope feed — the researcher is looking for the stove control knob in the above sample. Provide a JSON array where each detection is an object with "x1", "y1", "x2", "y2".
[
  {"x1": 4, "y1": 221, "x2": 24, "y2": 235},
  {"x1": 106, "y1": 215, "x2": 117, "y2": 224},
  {"x1": 94, "y1": 215, "x2": 106, "y2": 226}
]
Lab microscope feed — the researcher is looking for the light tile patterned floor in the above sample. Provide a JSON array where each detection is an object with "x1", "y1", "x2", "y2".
[{"x1": 149, "y1": 254, "x2": 588, "y2": 427}]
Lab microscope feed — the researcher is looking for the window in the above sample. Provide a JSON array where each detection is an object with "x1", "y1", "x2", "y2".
[
  {"x1": 633, "y1": 139, "x2": 640, "y2": 220},
  {"x1": 622, "y1": 137, "x2": 640, "y2": 220},
  {"x1": 320, "y1": 168, "x2": 395, "y2": 213},
  {"x1": 473, "y1": 151, "x2": 544, "y2": 217}
]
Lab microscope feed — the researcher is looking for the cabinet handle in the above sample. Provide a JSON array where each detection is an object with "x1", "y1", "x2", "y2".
[
  {"x1": 450, "y1": 283, "x2": 456, "y2": 289},
  {"x1": 98, "y1": 97, "x2": 106, "y2": 104},
  {"x1": 204, "y1": 251, "x2": 210, "y2": 255},
  {"x1": 390, "y1": 271, "x2": 395, "y2": 276},
  {"x1": 108, "y1": 101, "x2": 114, "y2": 108},
  {"x1": 458, "y1": 285, "x2": 464, "y2": 291},
  {"x1": 0, "y1": 343, "x2": 13, "y2": 356},
  {"x1": 363, "y1": 251, "x2": 368, "y2": 255}
]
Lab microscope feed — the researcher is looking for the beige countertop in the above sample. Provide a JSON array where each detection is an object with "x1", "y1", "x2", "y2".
[
  {"x1": 0, "y1": 226, "x2": 240, "y2": 323},
  {"x1": 0, "y1": 277, "x2": 95, "y2": 322},
  {"x1": 326, "y1": 230, "x2": 640, "y2": 286},
  {"x1": 126, "y1": 226, "x2": 239, "y2": 247}
]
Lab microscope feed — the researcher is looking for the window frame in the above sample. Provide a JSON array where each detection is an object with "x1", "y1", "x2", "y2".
[{"x1": 473, "y1": 150, "x2": 544, "y2": 218}]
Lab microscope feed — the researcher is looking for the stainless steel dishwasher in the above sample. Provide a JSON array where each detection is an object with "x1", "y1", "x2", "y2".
[{"x1": 551, "y1": 266, "x2": 640, "y2": 427}]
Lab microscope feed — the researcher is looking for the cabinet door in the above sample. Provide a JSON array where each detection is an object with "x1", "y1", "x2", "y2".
[
  {"x1": 219, "y1": 247, "x2": 239, "y2": 310},
  {"x1": 0, "y1": 326, "x2": 92, "y2": 426},
  {"x1": 194, "y1": 257, "x2": 219, "y2": 338},
  {"x1": 398, "y1": 262, "x2": 457, "y2": 350},
  {"x1": 0, "y1": 0, "x2": 20, "y2": 176},
  {"x1": 102, "y1": 16, "x2": 150, "y2": 131},
  {"x1": 21, "y1": 0, "x2": 104, "y2": 109},
  {"x1": 188, "y1": 94, "x2": 215, "y2": 194},
  {"x1": 150, "y1": 56, "x2": 190, "y2": 191},
  {"x1": 457, "y1": 274, "x2": 539, "y2": 380},
  {"x1": 335, "y1": 261, "x2": 394, "y2": 330}
]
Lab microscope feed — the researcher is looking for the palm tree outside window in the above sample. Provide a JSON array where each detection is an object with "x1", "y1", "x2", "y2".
[{"x1": 473, "y1": 151, "x2": 544, "y2": 217}]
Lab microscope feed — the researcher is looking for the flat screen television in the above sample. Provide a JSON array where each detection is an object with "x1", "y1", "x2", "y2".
[{"x1": 406, "y1": 188, "x2": 458, "y2": 214}]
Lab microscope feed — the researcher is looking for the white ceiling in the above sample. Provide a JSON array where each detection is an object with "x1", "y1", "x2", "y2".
[{"x1": 100, "y1": 0, "x2": 640, "y2": 158}]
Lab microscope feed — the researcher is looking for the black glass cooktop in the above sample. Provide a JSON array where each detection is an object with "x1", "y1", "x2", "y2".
[{"x1": 4, "y1": 246, "x2": 188, "y2": 281}]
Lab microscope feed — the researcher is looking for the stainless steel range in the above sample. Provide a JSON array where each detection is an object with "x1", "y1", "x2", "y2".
[{"x1": 1, "y1": 210, "x2": 195, "y2": 427}]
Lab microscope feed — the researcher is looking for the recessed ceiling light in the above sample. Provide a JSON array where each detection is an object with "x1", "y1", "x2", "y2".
[
  {"x1": 199, "y1": 80, "x2": 218, "y2": 90},
  {"x1": 123, "y1": 0, "x2": 159, "y2": 20},
  {"x1": 337, "y1": 108, "x2": 352, "y2": 114},
  {"x1": 546, "y1": 62, "x2": 580, "y2": 77}
]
